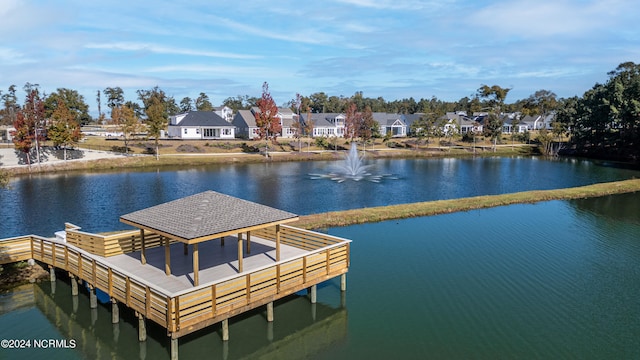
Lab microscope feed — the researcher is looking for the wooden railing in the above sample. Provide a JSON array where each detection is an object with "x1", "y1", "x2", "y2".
[
  {"x1": 0, "y1": 226, "x2": 350, "y2": 338},
  {"x1": 0, "y1": 236, "x2": 33, "y2": 264},
  {"x1": 171, "y1": 240, "x2": 349, "y2": 335},
  {"x1": 27, "y1": 235, "x2": 172, "y2": 329},
  {"x1": 65, "y1": 223, "x2": 173, "y2": 257}
]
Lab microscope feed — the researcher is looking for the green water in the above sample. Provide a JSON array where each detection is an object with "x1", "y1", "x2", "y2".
[{"x1": 2, "y1": 193, "x2": 640, "y2": 359}]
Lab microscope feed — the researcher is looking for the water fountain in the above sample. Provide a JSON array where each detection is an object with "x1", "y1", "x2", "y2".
[{"x1": 310, "y1": 143, "x2": 394, "y2": 183}]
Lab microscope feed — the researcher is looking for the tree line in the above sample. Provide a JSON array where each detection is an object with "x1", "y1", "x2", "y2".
[{"x1": 1, "y1": 61, "x2": 638, "y2": 162}]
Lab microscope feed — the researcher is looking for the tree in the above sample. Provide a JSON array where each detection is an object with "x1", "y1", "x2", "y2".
[
  {"x1": 145, "y1": 94, "x2": 166, "y2": 160},
  {"x1": 104, "y1": 87, "x2": 125, "y2": 110},
  {"x1": 254, "y1": 82, "x2": 282, "y2": 155},
  {"x1": 195, "y1": 92, "x2": 214, "y2": 111},
  {"x1": 478, "y1": 84, "x2": 511, "y2": 151},
  {"x1": 359, "y1": 106, "x2": 376, "y2": 144},
  {"x1": 344, "y1": 102, "x2": 359, "y2": 141},
  {"x1": 48, "y1": 98, "x2": 82, "y2": 160},
  {"x1": 96, "y1": 90, "x2": 105, "y2": 124},
  {"x1": 13, "y1": 89, "x2": 45, "y2": 167},
  {"x1": 111, "y1": 105, "x2": 140, "y2": 155},
  {"x1": 179, "y1": 97, "x2": 194, "y2": 113},
  {"x1": 44, "y1": 88, "x2": 91, "y2": 125},
  {"x1": 1, "y1": 85, "x2": 19, "y2": 126}
]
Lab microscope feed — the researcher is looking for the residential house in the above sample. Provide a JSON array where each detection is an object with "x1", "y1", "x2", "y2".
[
  {"x1": 372, "y1": 113, "x2": 407, "y2": 137},
  {"x1": 401, "y1": 113, "x2": 423, "y2": 136},
  {"x1": 301, "y1": 113, "x2": 341, "y2": 138},
  {"x1": 168, "y1": 111, "x2": 235, "y2": 140},
  {"x1": 0, "y1": 125, "x2": 15, "y2": 142},
  {"x1": 214, "y1": 106, "x2": 234, "y2": 123},
  {"x1": 232, "y1": 109, "x2": 259, "y2": 139}
]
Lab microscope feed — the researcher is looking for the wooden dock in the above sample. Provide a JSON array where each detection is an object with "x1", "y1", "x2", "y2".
[
  {"x1": 1, "y1": 225, "x2": 349, "y2": 360},
  {"x1": 0, "y1": 191, "x2": 351, "y2": 359}
]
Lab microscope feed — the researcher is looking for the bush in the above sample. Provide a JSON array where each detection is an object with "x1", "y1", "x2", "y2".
[
  {"x1": 241, "y1": 143, "x2": 260, "y2": 153},
  {"x1": 315, "y1": 137, "x2": 329, "y2": 149},
  {"x1": 111, "y1": 146, "x2": 131, "y2": 153}
]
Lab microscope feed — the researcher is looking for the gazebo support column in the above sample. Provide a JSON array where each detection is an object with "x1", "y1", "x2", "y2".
[
  {"x1": 193, "y1": 243, "x2": 199, "y2": 286},
  {"x1": 164, "y1": 236, "x2": 171, "y2": 276},
  {"x1": 246, "y1": 231, "x2": 251, "y2": 254},
  {"x1": 183, "y1": 243, "x2": 188, "y2": 256},
  {"x1": 237, "y1": 233, "x2": 244, "y2": 273},
  {"x1": 275, "y1": 225, "x2": 281, "y2": 262},
  {"x1": 140, "y1": 229, "x2": 146, "y2": 265}
]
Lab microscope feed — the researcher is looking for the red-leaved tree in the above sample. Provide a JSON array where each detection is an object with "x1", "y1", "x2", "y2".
[
  {"x1": 13, "y1": 90, "x2": 45, "y2": 167},
  {"x1": 254, "y1": 82, "x2": 282, "y2": 152}
]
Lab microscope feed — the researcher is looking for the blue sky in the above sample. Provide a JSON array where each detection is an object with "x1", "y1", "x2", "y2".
[{"x1": 1, "y1": 0, "x2": 638, "y2": 116}]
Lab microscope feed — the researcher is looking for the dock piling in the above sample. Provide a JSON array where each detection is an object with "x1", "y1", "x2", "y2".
[
  {"x1": 310, "y1": 285, "x2": 317, "y2": 304},
  {"x1": 89, "y1": 286, "x2": 97, "y2": 309},
  {"x1": 267, "y1": 301, "x2": 274, "y2": 322},
  {"x1": 137, "y1": 312, "x2": 147, "y2": 342},
  {"x1": 171, "y1": 338, "x2": 179, "y2": 360},
  {"x1": 222, "y1": 319, "x2": 229, "y2": 341},
  {"x1": 49, "y1": 266, "x2": 56, "y2": 282},
  {"x1": 111, "y1": 299, "x2": 119, "y2": 324},
  {"x1": 341, "y1": 273, "x2": 347, "y2": 291},
  {"x1": 70, "y1": 274, "x2": 78, "y2": 296}
]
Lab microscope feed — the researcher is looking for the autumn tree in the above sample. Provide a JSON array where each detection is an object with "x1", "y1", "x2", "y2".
[
  {"x1": 344, "y1": 102, "x2": 360, "y2": 141},
  {"x1": 359, "y1": 106, "x2": 376, "y2": 144},
  {"x1": 111, "y1": 105, "x2": 139, "y2": 155},
  {"x1": 48, "y1": 98, "x2": 82, "y2": 160},
  {"x1": 13, "y1": 89, "x2": 45, "y2": 167},
  {"x1": 254, "y1": 82, "x2": 282, "y2": 155}
]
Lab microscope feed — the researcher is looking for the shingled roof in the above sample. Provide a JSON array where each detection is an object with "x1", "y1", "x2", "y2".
[{"x1": 120, "y1": 191, "x2": 298, "y2": 244}]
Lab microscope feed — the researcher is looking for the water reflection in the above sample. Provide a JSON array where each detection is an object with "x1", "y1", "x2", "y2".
[{"x1": 1, "y1": 278, "x2": 347, "y2": 360}]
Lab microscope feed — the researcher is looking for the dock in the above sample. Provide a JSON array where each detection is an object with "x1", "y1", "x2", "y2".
[{"x1": 0, "y1": 191, "x2": 351, "y2": 359}]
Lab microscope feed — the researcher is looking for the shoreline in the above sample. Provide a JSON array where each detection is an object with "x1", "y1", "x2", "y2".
[
  {"x1": 1, "y1": 144, "x2": 536, "y2": 176},
  {"x1": 291, "y1": 178, "x2": 640, "y2": 229}
]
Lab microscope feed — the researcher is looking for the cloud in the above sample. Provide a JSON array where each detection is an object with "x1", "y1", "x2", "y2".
[
  {"x1": 84, "y1": 42, "x2": 262, "y2": 60},
  {"x1": 469, "y1": 0, "x2": 633, "y2": 38},
  {"x1": 333, "y1": 0, "x2": 444, "y2": 10}
]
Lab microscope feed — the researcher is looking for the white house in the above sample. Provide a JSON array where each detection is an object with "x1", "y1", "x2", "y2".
[
  {"x1": 373, "y1": 113, "x2": 407, "y2": 137},
  {"x1": 168, "y1": 111, "x2": 235, "y2": 140},
  {"x1": 214, "y1": 106, "x2": 234, "y2": 123}
]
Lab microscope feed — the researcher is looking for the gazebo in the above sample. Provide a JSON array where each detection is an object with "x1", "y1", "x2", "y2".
[{"x1": 120, "y1": 191, "x2": 299, "y2": 286}]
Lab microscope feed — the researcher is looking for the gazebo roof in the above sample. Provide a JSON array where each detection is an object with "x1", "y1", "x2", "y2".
[{"x1": 120, "y1": 191, "x2": 298, "y2": 244}]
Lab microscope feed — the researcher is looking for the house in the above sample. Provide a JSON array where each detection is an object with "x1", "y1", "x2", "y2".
[
  {"x1": 168, "y1": 111, "x2": 235, "y2": 140},
  {"x1": 214, "y1": 106, "x2": 234, "y2": 123},
  {"x1": 372, "y1": 113, "x2": 407, "y2": 137},
  {"x1": 232, "y1": 109, "x2": 260, "y2": 139},
  {"x1": 401, "y1": 113, "x2": 424, "y2": 136},
  {"x1": 0, "y1": 125, "x2": 15, "y2": 142},
  {"x1": 301, "y1": 113, "x2": 340, "y2": 137}
]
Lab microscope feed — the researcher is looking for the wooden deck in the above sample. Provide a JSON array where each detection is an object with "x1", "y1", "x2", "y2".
[
  {"x1": 0, "y1": 225, "x2": 350, "y2": 340},
  {"x1": 103, "y1": 235, "x2": 308, "y2": 294}
]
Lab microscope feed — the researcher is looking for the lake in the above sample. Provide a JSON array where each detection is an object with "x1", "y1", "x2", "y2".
[
  {"x1": 1, "y1": 156, "x2": 639, "y2": 359},
  {"x1": 1, "y1": 156, "x2": 638, "y2": 238},
  {"x1": 1, "y1": 192, "x2": 639, "y2": 359}
]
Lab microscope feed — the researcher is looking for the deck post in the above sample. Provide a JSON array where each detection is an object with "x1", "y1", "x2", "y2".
[
  {"x1": 140, "y1": 229, "x2": 146, "y2": 265},
  {"x1": 137, "y1": 312, "x2": 147, "y2": 342},
  {"x1": 237, "y1": 233, "x2": 243, "y2": 273},
  {"x1": 275, "y1": 225, "x2": 281, "y2": 262},
  {"x1": 341, "y1": 273, "x2": 347, "y2": 292},
  {"x1": 164, "y1": 236, "x2": 171, "y2": 276},
  {"x1": 111, "y1": 298, "x2": 119, "y2": 324},
  {"x1": 310, "y1": 285, "x2": 317, "y2": 304},
  {"x1": 49, "y1": 265, "x2": 56, "y2": 282},
  {"x1": 70, "y1": 274, "x2": 78, "y2": 296},
  {"x1": 89, "y1": 286, "x2": 97, "y2": 309},
  {"x1": 170, "y1": 338, "x2": 179, "y2": 360},
  {"x1": 222, "y1": 319, "x2": 229, "y2": 341},
  {"x1": 246, "y1": 231, "x2": 251, "y2": 254},
  {"x1": 193, "y1": 243, "x2": 199, "y2": 286},
  {"x1": 267, "y1": 301, "x2": 274, "y2": 322}
]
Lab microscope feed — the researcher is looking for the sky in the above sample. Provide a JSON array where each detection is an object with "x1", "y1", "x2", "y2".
[{"x1": 1, "y1": 0, "x2": 638, "y2": 116}]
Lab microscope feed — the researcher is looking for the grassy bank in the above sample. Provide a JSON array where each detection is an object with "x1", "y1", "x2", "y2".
[
  {"x1": 4, "y1": 144, "x2": 536, "y2": 176},
  {"x1": 291, "y1": 178, "x2": 640, "y2": 229}
]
